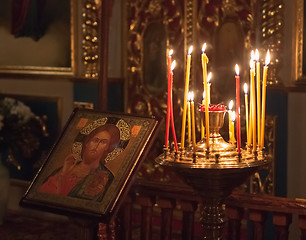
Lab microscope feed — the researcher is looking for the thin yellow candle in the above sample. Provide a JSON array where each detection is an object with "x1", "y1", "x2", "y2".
[
  {"x1": 235, "y1": 64, "x2": 241, "y2": 154},
  {"x1": 181, "y1": 46, "x2": 193, "y2": 150},
  {"x1": 228, "y1": 100, "x2": 233, "y2": 141},
  {"x1": 230, "y1": 111, "x2": 236, "y2": 144},
  {"x1": 190, "y1": 92, "x2": 196, "y2": 149},
  {"x1": 202, "y1": 43, "x2": 208, "y2": 90},
  {"x1": 255, "y1": 49, "x2": 261, "y2": 149},
  {"x1": 261, "y1": 50, "x2": 270, "y2": 148},
  {"x1": 244, "y1": 83, "x2": 249, "y2": 145},
  {"x1": 207, "y1": 72, "x2": 212, "y2": 105},
  {"x1": 201, "y1": 91, "x2": 205, "y2": 139},
  {"x1": 250, "y1": 58, "x2": 257, "y2": 151},
  {"x1": 187, "y1": 92, "x2": 192, "y2": 145},
  {"x1": 201, "y1": 43, "x2": 210, "y2": 149},
  {"x1": 248, "y1": 106, "x2": 253, "y2": 148}
]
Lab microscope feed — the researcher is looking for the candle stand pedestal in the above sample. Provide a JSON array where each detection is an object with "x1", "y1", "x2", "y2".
[{"x1": 156, "y1": 110, "x2": 269, "y2": 239}]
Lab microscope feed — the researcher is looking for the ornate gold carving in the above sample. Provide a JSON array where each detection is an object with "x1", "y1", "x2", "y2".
[
  {"x1": 105, "y1": 148, "x2": 124, "y2": 163},
  {"x1": 80, "y1": 118, "x2": 108, "y2": 135},
  {"x1": 197, "y1": 0, "x2": 253, "y2": 103},
  {"x1": 116, "y1": 119, "x2": 131, "y2": 141},
  {"x1": 82, "y1": 0, "x2": 99, "y2": 78},
  {"x1": 125, "y1": 0, "x2": 184, "y2": 117},
  {"x1": 184, "y1": 0, "x2": 194, "y2": 47},
  {"x1": 260, "y1": 0, "x2": 284, "y2": 85},
  {"x1": 250, "y1": 115, "x2": 276, "y2": 195},
  {"x1": 148, "y1": 0, "x2": 162, "y2": 16},
  {"x1": 72, "y1": 142, "x2": 83, "y2": 161},
  {"x1": 294, "y1": 0, "x2": 305, "y2": 82}
]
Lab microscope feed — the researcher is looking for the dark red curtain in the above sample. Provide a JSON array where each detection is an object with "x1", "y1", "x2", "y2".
[{"x1": 11, "y1": 0, "x2": 46, "y2": 40}]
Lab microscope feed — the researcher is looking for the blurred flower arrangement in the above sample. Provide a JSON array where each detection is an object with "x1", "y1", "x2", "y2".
[{"x1": 0, "y1": 97, "x2": 48, "y2": 171}]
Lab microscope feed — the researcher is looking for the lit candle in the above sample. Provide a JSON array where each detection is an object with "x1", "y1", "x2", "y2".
[
  {"x1": 190, "y1": 92, "x2": 196, "y2": 150},
  {"x1": 165, "y1": 49, "x2": 173, "y2": 148},
  {"x1": 187, "y1": 92, "x2": 192, "y2": 145},
  {"x1": 170, "y1": 60, "x2": 178, "y2": 152},
  {"x1": 201, "y1": 43, "x2": 210, "y2": 149},
  {"x1": 228, "y1": 100, "x2": 234, "y2": 142},
  {"x1": 202, "y1": 43, "x2": 208, "y2": 90},
  {"x1": 260, "y1": 50, "x2": 270, "y2": 149},
  {"x1": 181, "y1": 46, "x2": 193, "y2": 150},
  {"x1": 201, "y1": 91, "x2": 205, "y2": 139},
  {"x1": 248, "y1": 58, "x2": 254, "y2": 147},
  {"x1": 235, "y1": 64, "x2": 241, "y2": 154},
  {"x1": 255, "y1": 49, "x2": 261, "y2": 149},
  {"x1": 230, "y1": 111, "x2": 236, "y2": 144},
  {"x1": 244, "y1": 83, "x2": 249, "y2": 146},
  {"x1": 207, "y1": 72, "x2": 212, "y2": 105},
  {"x1": 250, "y1": 57, "x2": 257, "y2": 152}
]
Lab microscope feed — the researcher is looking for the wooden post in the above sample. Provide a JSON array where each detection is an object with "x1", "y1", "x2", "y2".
[
  {"x1": 99, "y1": 0, "x2": 111, "y2": 111},
  {"x1": 226, "y1": 206, "x2": 244, "y2": 240},
  {"x1": 249, "y1": 209, "x2": 266, "y2": 240},
  {"x1": 273, "y1": 213, "x2": 292, "y2": 240}
]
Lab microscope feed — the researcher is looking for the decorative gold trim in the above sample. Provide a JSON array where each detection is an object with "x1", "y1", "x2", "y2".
[
  {"x1": 0, "y1": 66, "x2": 73, "y2": 76},
  {"x1": 293, "y1": 0, "x2": 305, "y2": 82},
  {"x1": 260, "y1": 0, "x2": 284, "y2": 85},
  {"x1": 184, "y1": 0, "x2": 198, "y2": 86},
  {"x1": 82, "y1": 0, "x2": 100, "y2": 78}
]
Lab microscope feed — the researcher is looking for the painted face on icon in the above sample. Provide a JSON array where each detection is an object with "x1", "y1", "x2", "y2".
[{"x1": 83, "y1": 130, "x2": 111, "y2": 165}]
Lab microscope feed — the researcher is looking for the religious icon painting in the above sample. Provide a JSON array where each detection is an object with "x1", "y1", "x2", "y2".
[{"x1": 21, "y1": 108, "x2": 161, "y2": 222}]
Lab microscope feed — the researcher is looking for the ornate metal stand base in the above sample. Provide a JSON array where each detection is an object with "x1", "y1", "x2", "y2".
[
  {"x1": 156, "y1": 111, "x2": 270, "y2": 239},
  {"x1": 201, "y1": 199, "x2": 225, "y2": 239},
  {"x1": 156, "y1": 154, "x2": 268, "y2": 239}
]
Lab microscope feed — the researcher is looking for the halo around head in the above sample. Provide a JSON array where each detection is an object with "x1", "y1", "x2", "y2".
[{"x1": 72, "y1": 117, "x2": 131, "y2": 162}]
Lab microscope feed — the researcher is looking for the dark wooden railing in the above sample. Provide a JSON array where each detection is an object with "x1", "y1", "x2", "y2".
[{"x1": 97, "y1": 179, "x2": 306, "y2": 240}]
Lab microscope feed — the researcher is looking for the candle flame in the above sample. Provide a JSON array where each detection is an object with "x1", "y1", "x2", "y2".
[
  {"x1": 207, "y1": 72, "x2": 212, "y2": 83},
  {"x1": 265, "y1": 50, "x2": 270, "y2": 65},
  {"x1": 249, "y1": 59, "x2": 254, "y2": 69},
  {"x1": 235, "y1": 64, "x2": 239, "y2": 75},
  {"x1": 188, "y1": 46, "x2": 193, "y2": 55},
  {"x1": 255, "y1": 49, "x2": 259, "y2": 61},
  {"x1": 231, "y1": 111, "x2": 236, "y2": 122},
  {"x1": 229, "y1": 100, "x2": 233, "y2": 110},
  {"x1": 244, "y1": 83, "x2": 248, "y2": 94},
  {"x1": 188, "y1": 92, "x2": 192, "y2": 101},
  {"x1": 251, "y1": 50, "x2": 255, "y2": 61},
  {"x1": 203, "y1": 91, "x2": 205, "y2": 99},
  {"x1": 168, "y1": 49, "x2": 173, "y2": 56},
  {"x1": 171, "y1": 60, "x2": 176, "y2": 70},
  {"x1": 202, "y1": 43, "x2": 207, "y2": 53},
  {"x1": 189, "y1": 91, "x2": 194, "y2": 101}
]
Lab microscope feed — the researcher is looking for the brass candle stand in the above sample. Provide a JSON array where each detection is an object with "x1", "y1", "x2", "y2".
[{"x1": 156, "y1": 109, "x2": 269, "y2": 239}]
